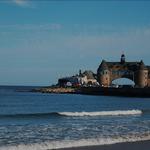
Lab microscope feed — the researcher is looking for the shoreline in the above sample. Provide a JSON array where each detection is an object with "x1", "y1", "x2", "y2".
[{"x1": 57, "y1": 140, "x2": 150, "y2": 150}]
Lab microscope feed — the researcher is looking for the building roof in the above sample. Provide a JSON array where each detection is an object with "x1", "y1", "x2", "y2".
[
  {"x1": 103, "y1": 61, "x2": 148, "y2": 71},
  {"x1": 82, "y1": 70, "x2": 95, "y2": 79}
]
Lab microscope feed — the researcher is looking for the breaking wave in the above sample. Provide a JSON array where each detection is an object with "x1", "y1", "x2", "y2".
[
  {"x1": 1, "y1": 134, "x2": 150, "y2": 150},
  {"x1": 59, "y1": 110, "x2": 142, "y2": 117},
  {"x1": 0, "y1": 110, "x2": 142, "y2": 119}
]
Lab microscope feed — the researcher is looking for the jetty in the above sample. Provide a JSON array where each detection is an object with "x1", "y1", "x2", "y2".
[
  {"x1": 32, "y1": 87, "x2": 77, "y2": 94},
  {"x1": 32, "y1": 86, "x2": 150, "y2": 97},
  {"x1": 79, "y1": 86, "x2": 150, "y2": 97}
]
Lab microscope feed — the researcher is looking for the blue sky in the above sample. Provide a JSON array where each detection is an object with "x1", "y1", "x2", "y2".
[{"x1": 0, "y1": 0, "x2": 150, "y2": 86}]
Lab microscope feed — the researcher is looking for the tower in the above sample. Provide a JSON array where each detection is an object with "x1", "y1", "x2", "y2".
[
  {"x1": 97, "y1": 60, "x2": 110, "y2": 87},
  {"x1": 120, "y1": 53, "x2": 125, "y2": 64},
  {"x1": 135, "y1": 60, "x2": 148, "y2": 88},
  {"x1": 79, "y1": 69, "x2": 82, "y2": 76}
]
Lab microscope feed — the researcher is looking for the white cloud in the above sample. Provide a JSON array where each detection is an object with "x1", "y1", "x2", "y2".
[
  {"x1": 12, "y1": 0, "x2": 28, "y2": 6},
  {"x1": 12, "y1": 0, "x2": 34, "y2": 8},
  {"x1": 0, "y1": 23, "x2": 63, "y2": 31},
  {"x1": 1, "y1": 23, "x2": 150, "y2": 62},
  {"x1": 1, "y1": 24, "x2": 150, "y2": 84},
  {"x1": 58, "y1": 26, "x2": 150, "y2": 62}
]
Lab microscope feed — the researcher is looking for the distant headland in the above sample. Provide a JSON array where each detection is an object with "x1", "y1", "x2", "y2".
[{"x1": 33, "y1": 54, "x2": 150, "y2": 97}]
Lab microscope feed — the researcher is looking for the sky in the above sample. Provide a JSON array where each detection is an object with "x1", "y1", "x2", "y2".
[{"x1": 0, "y1": 0, "x2": 150, "y2": 86}]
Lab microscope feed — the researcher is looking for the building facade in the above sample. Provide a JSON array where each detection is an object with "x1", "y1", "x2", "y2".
[
  {"x1": 97, "y1": 54, "x2": 150, "y2": 88},
  {"x1": 58, "y1": 70, "x2": 98, "y2": 87}
]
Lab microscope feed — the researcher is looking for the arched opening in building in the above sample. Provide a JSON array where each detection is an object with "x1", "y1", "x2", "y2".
[{"x1": 112, "y1": 78, "x2": 135, "y2": 88}]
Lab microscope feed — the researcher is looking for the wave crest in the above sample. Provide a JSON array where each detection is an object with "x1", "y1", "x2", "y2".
[
  {"x1": 1, "y1": 134, "x2": 150, "y2": 150},
  {"x1": 59, "y1": 110, "x2": 142, "y2": 117},
  {"x1": 0, "y1": 110, "x2": 142, "y2": 119}
]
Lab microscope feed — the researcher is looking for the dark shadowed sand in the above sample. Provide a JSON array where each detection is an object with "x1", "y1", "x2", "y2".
[{"x1": 57, "y1": 140, "x2": 150, "y2": 150}]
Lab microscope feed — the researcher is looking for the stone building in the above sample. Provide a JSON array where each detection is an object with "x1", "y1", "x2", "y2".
[{"x1": 97, "y1": 54, "x2": 150, "y2": 88}]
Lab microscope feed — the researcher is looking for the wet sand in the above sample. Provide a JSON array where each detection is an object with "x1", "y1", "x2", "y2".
[{"x1": 58, "y1": 140, "x2": 150, "y2": 150}]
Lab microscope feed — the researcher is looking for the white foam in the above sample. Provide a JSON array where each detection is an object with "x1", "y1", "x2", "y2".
[
  {"x1": 1, "y1": 134, "x2": 150, "y2": 150},
  {"x1": 59, "y1": 110, "x2": 142, "y2": 117}
]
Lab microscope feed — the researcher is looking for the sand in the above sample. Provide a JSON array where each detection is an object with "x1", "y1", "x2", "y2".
[{"x1": 58, "y1": 140, "x2": 150, "y2": 150}]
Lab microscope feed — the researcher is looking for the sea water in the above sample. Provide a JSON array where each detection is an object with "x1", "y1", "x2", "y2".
[{"x1": 0, "y1": 86, "x2": 150, "y2": 149}]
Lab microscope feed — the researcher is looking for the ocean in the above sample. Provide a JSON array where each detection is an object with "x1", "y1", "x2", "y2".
[{"x1": 0, "y1": 86, "x2": 150, "y2": 150}]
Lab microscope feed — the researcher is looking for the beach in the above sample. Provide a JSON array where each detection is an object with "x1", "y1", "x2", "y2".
[{"x1": 59, "y1": 140, "x2": 150, "y2": 150}]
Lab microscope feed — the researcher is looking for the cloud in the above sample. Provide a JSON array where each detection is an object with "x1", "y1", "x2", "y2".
[
  {"x1": 1, "y1": 23, "x2": 150, "y2": 62},
  {"x1": 12, "y1": 0, "x2": 33, "y2": 8},
  {"x1": 57, "y1": 25, "x2": 150, "y2": 62},
  {"x1": 13, "y1": 0, "x2": 28, "y2": 6},
  {"x1": 0, "y1": 23, "x2": 63, "y2": 31},
  {"x1": 1, "y1": 23, "x2": 150, "y2": 85}
]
